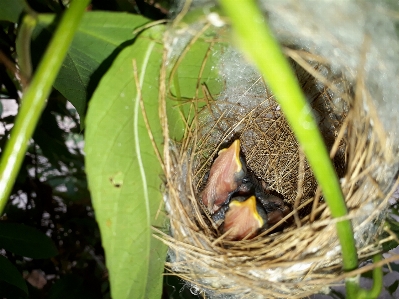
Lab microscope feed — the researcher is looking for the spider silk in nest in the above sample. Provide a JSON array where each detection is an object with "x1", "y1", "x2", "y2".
[{"x1": 161, "y1": 1, "x2": 399, "y2": 298}]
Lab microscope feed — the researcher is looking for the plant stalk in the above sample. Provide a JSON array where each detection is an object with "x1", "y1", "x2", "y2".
[
  {"x1": 219, "y1": 0, "x2": 382, "y2": 297},
  {"x1": 0, "y1": 0, "x2": 90, "y2": 215}
]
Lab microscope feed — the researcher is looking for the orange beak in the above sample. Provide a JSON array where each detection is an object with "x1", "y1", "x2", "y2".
[
  {"x1": 222, "y1": 196, "x2": 266, "y2": 240},
  {"x1": 201, "y1": 140, "x2": 246, "y2": 214}
]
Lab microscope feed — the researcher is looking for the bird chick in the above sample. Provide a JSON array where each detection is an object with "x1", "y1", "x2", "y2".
[
  {"x1": 258, "y1": 194, "x2": 291, "y2": 226},
  {"x1": 236, "y1": 173, "x2": 291, "y2": 227},
  {"x1": 222, "y1": 196, "x2": 267, "y2": 240},
  {"x1": 236, "y1": 170, "x2": 269, "y2": 197},
  {"x1": 201, "y1": 139, "x2": 247, "y2": 214}
]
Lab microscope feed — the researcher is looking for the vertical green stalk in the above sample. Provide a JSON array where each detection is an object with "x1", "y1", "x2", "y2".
[
  {"x1": 0, "y1": 0, "x2": 90, "y2": 215},
  {"x1": 218, "y1": 0, "x2": 383, "y2": 298}
]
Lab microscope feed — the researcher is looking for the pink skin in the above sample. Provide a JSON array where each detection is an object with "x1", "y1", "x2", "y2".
[
  {"x1": 201, "y1": 140, "x2": 245, "y2": 214},
  {"x1": 222, "y1": 196, "x2": 265, "y2": 241}
]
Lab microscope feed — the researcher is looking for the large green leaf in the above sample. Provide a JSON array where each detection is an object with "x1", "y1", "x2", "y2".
[
  {"x1": 0, "y1": 222, "x2": 58, "y2": 258},
  {"x1": 0, "y1": 255, "x2": 28, "y2": 295},
  {"x1": 0, "y1": 0, "x2": 28, "y2": 23},
  {"x1": 85, "y1": 25, "x2": 169, "y2": 299},
  {"x1": 169, "y1": 36, "x2": 222, "y2": 100},
  {"x1": 31, "y1": 12, "x2": 151, "y2": 125}
]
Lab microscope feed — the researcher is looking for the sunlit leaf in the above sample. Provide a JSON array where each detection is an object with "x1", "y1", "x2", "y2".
[
  {"x1": 0, "y1": 255, "x2": 28, "y2": 295},
  {"x1": 32, "y1": 12, "x2": 151, "y2": 125},
  {"x1": 0, "y1": 222, "x2": 58, "y2": 258},
  {"x1": 169, "y1": 37, "x2": 222, "y2": 100},
  {"x1": 85, "y1": 25, "x2": 169, "y2": 299},
  {"x1": 164, "y1": 24, "x2": 224, "y2": 141}
]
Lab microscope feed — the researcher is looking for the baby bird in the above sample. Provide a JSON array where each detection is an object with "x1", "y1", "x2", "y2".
[
  {"x1": 257, "y1": 194, "x2": 291, "y2": 226},
  {"x1": 201, "y1": 140, "x2": 247, "y2": 214},
  {"x1": 222, "y1": 196, "x2": 267, "y2": 240},
  {"x1": 236, "y1": 172, "x2": 291, "y2": 227}
]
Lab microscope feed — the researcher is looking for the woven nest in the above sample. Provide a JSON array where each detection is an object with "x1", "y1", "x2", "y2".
[{"x1": 159, "y1": 5, "x2": 399, "y2": 299}]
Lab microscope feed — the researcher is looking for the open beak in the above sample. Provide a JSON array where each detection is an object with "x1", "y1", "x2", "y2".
[
  {"x1": 201, "y1": 139, "x2": 246, "y2": 214},
  {"x1": 222, "y1": 195, "x2": 267, "y2": 240}
]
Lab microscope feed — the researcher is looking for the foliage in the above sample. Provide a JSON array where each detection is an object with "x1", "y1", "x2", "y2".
[
  {"x1": 0, "y1": 0, "x2": 174, "y2": 298},
  {"x1": 85, "y1": 23, "x2": 167, "y2": 299},
  {"x1": 0, "y1": 0, "x2": 398, "y2": 299},
  {"x1": 31, "y1": 11, "x2": 151, "y2": 125}
]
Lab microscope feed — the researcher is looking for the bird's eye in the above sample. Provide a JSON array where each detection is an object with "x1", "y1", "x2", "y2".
[{"x1": 242, "y1": 177, "x2": 251, "y2": 184}]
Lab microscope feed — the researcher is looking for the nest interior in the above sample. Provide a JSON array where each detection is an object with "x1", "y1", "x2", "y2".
[{"x1": 160, "y1": 25, "x2": 398, "y2": 299}]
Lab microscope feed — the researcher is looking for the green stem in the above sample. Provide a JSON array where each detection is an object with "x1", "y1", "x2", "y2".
[
  {"x1": 16, "y1": 13, "x2": 37, "y2": 87},
  {"x1": 219, "y1": 0, "x2": 371, "y2": 297},
  {"x1": 0, "y1": 0, "x2": 90, "y2": 215},
  {"x1": 357, "y1": 254, "x2": 383, "y2": 299}
]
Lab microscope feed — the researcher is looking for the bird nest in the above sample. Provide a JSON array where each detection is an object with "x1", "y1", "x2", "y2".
[{"x1": 158, "y1": 5, "x2": 399, "y2": 299}]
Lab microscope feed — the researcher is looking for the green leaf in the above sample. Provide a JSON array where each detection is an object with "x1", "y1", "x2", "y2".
[
  {"x1": 0, "y1": 255, "x2": 28, "y2": 295},
  {"x1": 382, "y1": 239, "x2": 399, "y2": 252},
  {"x1": 32, "y1": 12, "x2": 151, "y2": 126},
  {"x1": 388, "y1": 262, "x2": 399, "y2": 273},
  {"x1": 169, "y1": 36, "x2": 222, "y2": 100},
  {"x1": 164, "y1": 25, "x2": 224, "y2": 140},
  {"x1": 387, "y1": 218, "x2": 399, "y2": 232},
  {"x1": 0, "y1": 223, "x2": 58, "y2": 258},
  {"x1": 85, "y1": 25, "x2": 169, "y2": 299},
  {"x1": 387, "y1": 280, "x2": 399, "y2": 295},
  {"x1": 0, "y1": 0, "x2": 28, "y2": 23}
]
